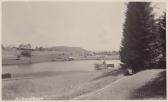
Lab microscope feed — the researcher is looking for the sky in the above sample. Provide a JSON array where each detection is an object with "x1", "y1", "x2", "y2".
[{"x1": 2, "y1": 2, "x2": 165, "y2": 51}]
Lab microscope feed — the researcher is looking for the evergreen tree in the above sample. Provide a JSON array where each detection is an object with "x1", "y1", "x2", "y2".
[
  {"x1": 150, "y1": 13, "x2": 166, "y2": 68},
  {"x1": 158, "y1": 13, "x2": 166, "y2": 68},
  {"x1": 120, "y1": 2, "x2": 156, "y2": 72}
]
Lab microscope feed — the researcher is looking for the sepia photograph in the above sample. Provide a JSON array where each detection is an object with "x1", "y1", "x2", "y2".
[{"x1": 1, "y1": 0, "x2": 166, "y2": 100}]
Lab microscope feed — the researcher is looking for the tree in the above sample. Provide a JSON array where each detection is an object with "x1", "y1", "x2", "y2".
[
  {"x1": 38, "y1": 46, "x2": 44, "y2": 51},
  {"x1": 158, "y1": 13, "x2": 166, "y2": 68},
  {"x1": 2, "y1": 44, "x2": 5, "y2": 50},
  {"x1": 21, "y1": 50, "x2": 31, "y2": 57},
  {"x1": 150, "y1": 13, "x2": 166, "y2": 68},
  {"x1": 120, "y1": 2, "x2": 156, "y2": 73}
]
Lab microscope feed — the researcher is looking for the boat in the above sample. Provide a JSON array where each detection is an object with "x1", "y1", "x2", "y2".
[{"x1": 94, "y1": 60, "x2": 114, "y2": 70}]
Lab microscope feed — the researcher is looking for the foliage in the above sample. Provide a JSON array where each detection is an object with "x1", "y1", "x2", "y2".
[
  {"x1": 150, "y1": 13, "x2": 166, "y2": 68},
  {"x1": 38, "y1": 46, "x2": 44, "y2": 51},
  {"x1": 120, "y1": 2, "x2": 156, "y2": 72},
  {"x1": 21, "y1": 50, "x2": 31, "y2": 57}
]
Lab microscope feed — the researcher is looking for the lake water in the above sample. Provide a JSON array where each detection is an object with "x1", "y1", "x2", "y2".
[
  {"x1": 2, "y1": 60, "x2": 121, "y2": 75},
  {"x1": 2, "y1": 60, "x2": 121, "y2": 100}
]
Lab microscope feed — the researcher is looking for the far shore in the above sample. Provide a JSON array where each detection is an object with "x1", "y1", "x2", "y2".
[
  {"x1": 2, "y1": 57, "x2": 120, "y2": 66},
  {"x1": 2, "y1": 46, "x2": 119, "y2": 66},
  {"x1": 2, "y1": 49, "x2": 119, "y2": 65}
]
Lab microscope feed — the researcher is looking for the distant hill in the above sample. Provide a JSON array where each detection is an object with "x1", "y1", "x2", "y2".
[{"x1": 45, "y1": 46, "x2": 91, "y2": 55}]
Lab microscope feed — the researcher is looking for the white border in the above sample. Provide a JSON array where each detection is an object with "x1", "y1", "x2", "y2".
[{"x1": 0, "y1": 0, "x2": 167, "y2": 102}]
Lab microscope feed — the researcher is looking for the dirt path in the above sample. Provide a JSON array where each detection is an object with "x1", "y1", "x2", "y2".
[
  {"x1": 72, "y1": 77, "x2": 126, "y2": 100},
  {"x1": 73, "y1": 69, "x2": 165, "y2": 100}
]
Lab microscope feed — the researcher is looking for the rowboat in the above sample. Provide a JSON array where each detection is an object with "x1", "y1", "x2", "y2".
[{"x1": 94, "y1": 61, "x2": 114, "y2": 70}]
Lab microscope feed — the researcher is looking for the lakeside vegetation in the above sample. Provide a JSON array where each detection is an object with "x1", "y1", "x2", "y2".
[
  {"x1": 120, "y1": 2, "x2": 166, "y2": 73},
  {"x1": 2, "y1": 46, "x2": 119, "y2": 65}
]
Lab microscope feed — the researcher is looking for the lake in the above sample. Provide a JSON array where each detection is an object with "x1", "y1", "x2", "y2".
[
  {"x1": 2, "y1": 60, "x2": 121, "y2": 100},
  {"x1": 2, "y1": 60, "x2": 121, "y2": 77}
]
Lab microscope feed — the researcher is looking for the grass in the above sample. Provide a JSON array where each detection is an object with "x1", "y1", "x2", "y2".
[
  {"x1": 92, "y1": 68, "x2": 126, "y2": 81},
  {"x1": 77, "y1": 69, "x2": 166, "y2": 100},
  {"x1": 131, "y1": 70, "x2": 166, "y2": 99}
]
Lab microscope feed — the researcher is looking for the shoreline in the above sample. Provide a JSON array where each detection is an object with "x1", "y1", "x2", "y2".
[{"x1": 2, "y1": 58, "x2": 120, "y2": 66}]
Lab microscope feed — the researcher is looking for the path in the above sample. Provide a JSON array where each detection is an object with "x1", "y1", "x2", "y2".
[{"x1": 73, "y1": 69, "x2": 165, "y2": 100}]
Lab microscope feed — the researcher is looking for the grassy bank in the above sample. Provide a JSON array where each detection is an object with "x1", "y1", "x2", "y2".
[{"x1": 77, "y1": 69, "x2": 166, "y2": 100}]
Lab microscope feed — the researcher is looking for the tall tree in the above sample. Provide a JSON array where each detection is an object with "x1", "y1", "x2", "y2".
[
  {"x1": 150, "y1": 13, "x2": 166, "y2": 68},
  {"x1": 120, "y1": 2, "x2": 156, "y2": 72},
  {"x1": 158, "y1": 13, "x2": 166, "y2": 67}
]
